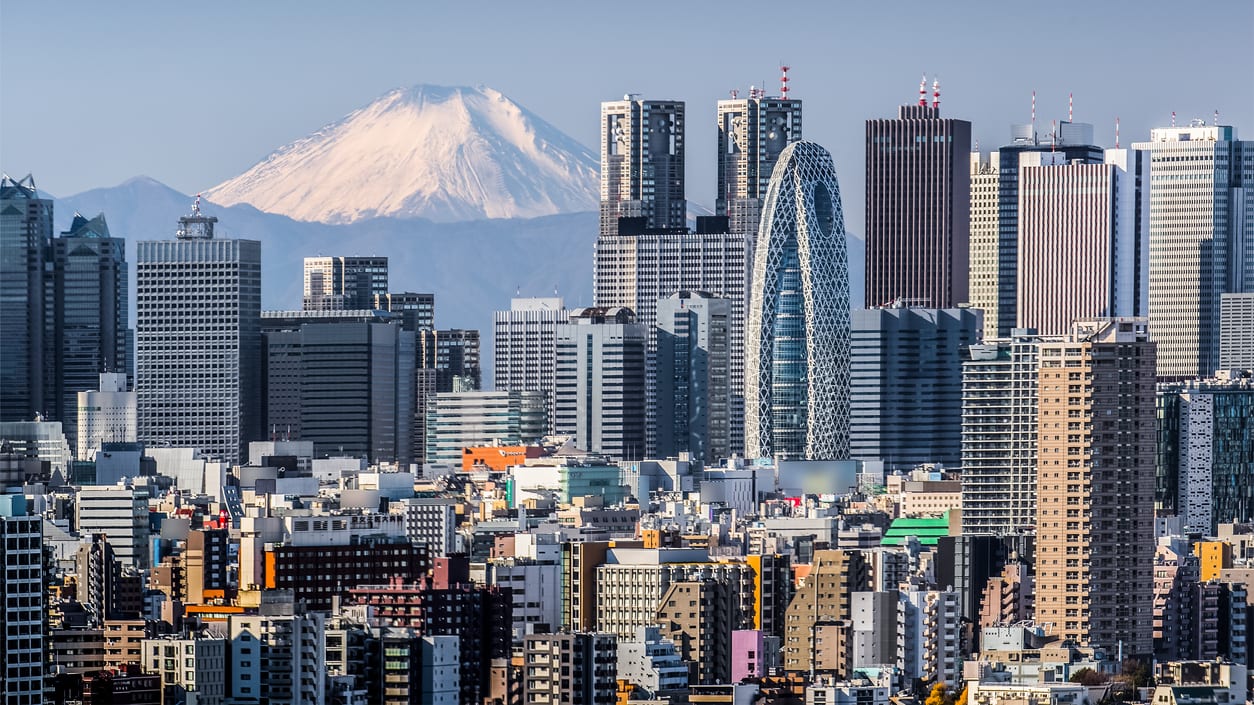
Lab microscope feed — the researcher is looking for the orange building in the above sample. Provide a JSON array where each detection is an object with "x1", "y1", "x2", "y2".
[{"x1": 462, "y1": 445, "x2": 546, "y2": 473}]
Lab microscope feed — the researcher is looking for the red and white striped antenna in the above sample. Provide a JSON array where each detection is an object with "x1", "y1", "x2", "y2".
[
  {"x1": 730, "y1": 88, "x2": 738, "y2": 99},
  {"x1": 1031, "y1": 90, "x2": 1036, "y2": 130},
  {"x1": 780, "y1": 65, "x2": 791, "y2": 100},
  {"x1": 1068, "y1": 92, "x2": 1073, "y2": 122},
  {"x1": 919, "y1": 74, "x2": 928, "y2": 107},
  {"x1": 932, "y1": 77, "x2": 940, "y2": 110},
  {"x1": 1115, "y1": 116, "x2": 1120, "y2": 149},
  {"x1": 1172, "y1": 111, "x2": 1176, "y2": 127}
]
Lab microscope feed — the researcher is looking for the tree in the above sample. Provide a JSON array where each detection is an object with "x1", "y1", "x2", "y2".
[
  {"x1": 1070, "y1": 668, "x2": 1106, "y2": 686},
  {"x1": 925, "y1": 682, "x2": 957, "y2": 705}
]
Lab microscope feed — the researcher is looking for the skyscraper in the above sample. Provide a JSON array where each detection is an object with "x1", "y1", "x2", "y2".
[
  {"x1": 136, "y1": 201, "x2": 261, "y2": 464},
  {"x1": 50, "y1": 212, "x2": 132, "y2": 455},
  {"x1": 0, "y1": 493, "x2": 43, "y2": 705},
  {"x1": 960, "y1": 330, "x2": 1047, "y2": 535},
  {"x1": 594, "y1": 216, "x2": 748, "y2": 456},
  {"x1": 716, "y1": 92, "x2": 803, "y2": 238},
  {"x1": 493, "y1": 297, "x2": 568, "y2": 433},
  {"x1": 849, "y1": 305, "x2": 981, "y2": 470},
  {"x1": 864, "y1": 81, "x2": 972, "y2": 308},
  {"x1": 77, "y1": 373, "x2": 137, "y2": 461},
  {"x1": 554, "y1": 307, "x2": 647, "y2": 459},
  {"x1": 991, "y1": 120, "x2": 1104, "y2": 337},
  {"x1": 656, "y1": 291, "x2": 733, "y2": 464},
  {"x1": 745, "y1": 141, "x2": 851, "y2": 460},
  {"x1": 599, "y1": 98, "x2": 685, "y2": 238},
  {"x1": 303, "y1": 255, "x2": 388, "y2": 311},
  {"x1": 1134, "y1": 123, "x2": 1254, "y2": 378},
  {"x1": 0, "y1": 174, "x2": 53, "y2": 423},
  {"x1": 262, "y1": 311, "x2": 415, "y2": 465},
  {"x1": 968, "y1": 153, "x2": 1001, "y2": 339},
  {"x1": 1220, "y1": 293, "x2": 1254, "y2": 369},
  {"x1": 420, "y1": 328, "x2": 481, "y2": 392},
  {"x1": 1015, "y1": 148, "x2": 1148, "y2": 335},
  {"x1": 374, "y1": 291, "x2": 435, "y2": 332},
  {"x1": 1034, "y1": 318, "x2": 1155, "y2": 656}
]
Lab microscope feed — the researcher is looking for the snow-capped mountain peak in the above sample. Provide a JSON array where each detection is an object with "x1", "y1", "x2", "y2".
[{"x1": 204, "y1": 84, "x2": 598, "y2": 224}]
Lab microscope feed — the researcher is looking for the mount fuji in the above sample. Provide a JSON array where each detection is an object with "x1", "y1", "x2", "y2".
[{"x1": 204, "y1": 84, "x2": 599, "y2": 224}]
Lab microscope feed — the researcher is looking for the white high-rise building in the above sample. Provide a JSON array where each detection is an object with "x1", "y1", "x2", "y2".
[
  {"x1": 1220, "y1": 293, "x2": 1254, "y2": 369},
  {"x1": 554, "y1": 308, "x2": 647, "y2": 460},
  {"x1": 229, "y1": 598, "x2": 325, "y2": 705},
  {"x1": 493, "y1": 297, "x2": 567, "y2": 432},
  {"x1": 76, "y1": 372, "x2": 136, "y2": 461},
  {"x1": 960, "y1": 331, "x2": 1050, "y2": 535},
  {"x1": 302, "y1": 255, "x2": 388, "y2": 311},
  {"x1": 75, "y1": 484, "x2": 150, "y2": 571},
  {"x1": 1015, "y1": 148, "x2": 1148, "y2": 335},
  {"x1": 968, "y1": 152, "x2": 1001, "y2": 339},
  {"x1": 142, "y1": 634, "x2": 228, "y2": 705},
  {"x1": 136, "y1": 202, "x2": 261, "y2": 464},
  {"x1": 1134, "y1": 124, "x2": 1254, "y2": 378}
]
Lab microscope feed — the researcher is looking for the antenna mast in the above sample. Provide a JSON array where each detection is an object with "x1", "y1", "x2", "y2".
[
  {"x1": 918, "y1": 74, "x2": 927, "y2": 107},
  {"x1": 779, "y1": 65, "x2": 791, "y2": 100}
]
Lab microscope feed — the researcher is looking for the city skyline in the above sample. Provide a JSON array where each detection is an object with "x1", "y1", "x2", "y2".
[{"x1": 3, "y1": 2, "x2": 1251, "y2": 244}]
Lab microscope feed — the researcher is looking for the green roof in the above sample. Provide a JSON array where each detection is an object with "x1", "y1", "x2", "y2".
[{"x1": 881, "y1": 513, "x2": 950, "y2": 546}]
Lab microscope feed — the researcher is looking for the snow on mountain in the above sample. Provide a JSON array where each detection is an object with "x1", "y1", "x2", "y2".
[{"x1": 204, "y1": 84, "x2": 599, "y2": 224}]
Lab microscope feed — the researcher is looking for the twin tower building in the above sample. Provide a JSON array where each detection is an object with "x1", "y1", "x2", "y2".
[{"x1": 591, "y1": 93, "x2": 851, "y2": 462}]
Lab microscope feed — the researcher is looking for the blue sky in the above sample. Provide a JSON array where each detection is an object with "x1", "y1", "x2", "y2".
[{"x1": 3, "y1": 0, "x2": 1251, "y2": 237}]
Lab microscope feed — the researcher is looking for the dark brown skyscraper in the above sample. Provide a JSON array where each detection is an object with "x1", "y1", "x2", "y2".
[{"x1": 864, "y1": 79, "x2": 971, "y2": 308}]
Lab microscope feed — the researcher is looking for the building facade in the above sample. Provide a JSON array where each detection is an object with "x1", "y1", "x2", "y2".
[
  {"x1": 716, "y1": 95, "x2": 803, "y2": 238},
  {"x1": 864, "y1": 95, "x2": 972, "y2": 308},
  {"x1": 303, "y1": 255, "x2": 388, "y2": 311},
  {"x1": 554, "y1": 308, "x2": 647, "y2": 460},
  {"x1": 136, "y1": 202, "x2": 262, "y2": 464},
  {"x1": 1220, "y1": 293, "x2": 1254, "y2": 369},
  {"x1": 76, "y1": 373, "x2": 137, "y2": 461},
  {"x1": 745, "y1": 141, "x2": 851, "y2": 460},
  {"x1": 0, "y1": 495, "x2": 43, "y2": 705},
  {"x1": 50, "y1": 213, "x2": 132, "y2": 456},
  {"x1": 373, "y1": 291, "x2": 435, "y2": 332},
  {"x1": 599, "y1": 98, "x2": 686, "y2": 238},
  {"x1": 969, "y1": 152, "x2": 1001, "y2": 338},
  {"x1": 424, "y1": 390, "x2": 546, "y2": 468},
  {"x1": 0, "y1": 174, "x2": 53, "y2": 423},
  {"x1": 1015, "y1": 149, "x2": 1148, "y2": 335},
  {"x1": 1133, "y1": 124, "x2": 1253, "y2": 378},
  {"x1": 849, "y1": 305, "x2": 980, "y2": 470},
  {"x1": 1034, "y1": 318, "x2": 1156, "y2": 656},
  {"x1": 493, "y1": 297, "x2": 568, "y2": 433},
  {"x1": 656, "y1": 291, "x2": 733, "y2": 464}
]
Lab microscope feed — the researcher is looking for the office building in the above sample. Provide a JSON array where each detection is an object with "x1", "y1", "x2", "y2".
[
  {"x1": 656, "y1": 579, "x2": 739, "y2": 685},
  {"x1": 960, "y1": 331, "x2": 1047, "y2": 535},
  {"x1": 1157, "y1": 372, "x2": 1254, "y2": 534},
  {"x1": 1034, "y1": 318, "x2": 1155, "y2": 656},
  {"x1": 594, "y1": 216, "x2": 749, "y2": 456},
  {"x1": 49, "y1": 212, "x2": 132, "y2": 456},
  {"x1": 554, "y1": 308, "x2": 647, "y2": 460},
  {"x1": 1134, "y1": 123, "x2": 1253, "y2": 378},
  {"x1": 303, "y1": 255, "x2": 388, "y2": 310},
  {"x1": 0, "y1": 418, "x2": 73, "y2": 475},
  {"x1": 374, "y1": 291, "x2": 435, "y2": 332},
  {"x1": 76, "y1": 484, "x2": 151, "y2": 571},
  {"x1": 420, "y1": 328, "x2": 481, "y2": 392},
  {"x1": 599, "y1": 98, "x2": 685, "y2": 237},
  {"x1": 76, "y1": 373, "x2": 137, "y2": 461},
  {"x1": 523, "y1": 632, "x2": 618, "y2": 705},
  {"x1": 262, "y1": 311, "x2": 415, "y2": 465},
  {"x1": 716, "y1": 92, "x2": 803, "y2": 238},
  {"x1": 992, "y1": 120, "x2": 1104, "y2": 337},
  {"x1": 745, "y1": 141, "x2": 851, "y2": 460},
  {"x1": 656, "y1": 291, "x2": 733, "y2": 464},
  {"x1": 850, "y1": 305, "x2": 980, "y2": 470},
  {"x1": 1016, "y1": 148, "x2": 1148, "y2": 335},
  {"x1": 493, "y1": 297, "x2": 568, "y2": 432},
  {"x1": 0, "y1": 494, "x2": 43, "y2": 705},
  {"x1": 1220, "y1": 293, "x2": 1254, "y2": 369},
  {"x1": 969, "y1": 152, "x2": 1001, "y2": 338},
  {"x1": 865, "y1": 84, "x2": 972, "y2": 308},
  {"x1": 229, "y1": 595, "x2": 326, "y2": 705},
  {"x1": 424, "y1": 390, "x2": 546, "y2": 468},
  {"x1": 136, "y1": 201, "x2": 261, "y2": 464},
  {"x1": 263, "y1": 538, "x2": 430, "y2": 611},
  {"x1": 0, "y1": 174, "x2": 52, "y2": 423}
]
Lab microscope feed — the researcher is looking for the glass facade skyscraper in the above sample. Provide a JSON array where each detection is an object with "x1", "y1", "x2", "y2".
[
  {"x1": 0, "y1": 174, "x2": 53, "y2": 423},
  {"x1": 745, "y1": 141, "x2": 851, "y2": 460}
]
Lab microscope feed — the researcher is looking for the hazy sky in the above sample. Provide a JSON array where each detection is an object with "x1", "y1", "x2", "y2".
[{"x1": 4, "y1": 0, "x2": 1252, "y2": 237}]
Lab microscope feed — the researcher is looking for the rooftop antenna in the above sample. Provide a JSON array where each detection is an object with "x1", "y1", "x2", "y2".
[
  {"x1": 1031, "y1": 90, "x2": 1037, "y2": 131},
  {"x1": 1051, "y1": 120, "x2": 1057, "y2": 153},
  {"x1": 1068, "y1": 92, "x2": 1073, "y2": 122},
  {"x1": 1115, "y1": 116, "x2": 1120, "y2": 149},
  {"x1": 1172, "y1": 111, "x2": 1176, "y2": 127},
  {"x1": 729, "y1": 88, "x2": 739, "y2": 99},
  {"x1": 192, "y1": 193, "x2": 202, "y2": 215},
  {"x1": 932, "y1": 77, "x2": 940, "y2": 110},
  {"x1": 919, "y1": 74, "x2": 928, "y2": 107},
  {"x1": 780, "y1": 65, "x2": 791, "y2": 100},
  {"x1": 1214, "y1": 109, "x2": 1219, "y2": 126}
]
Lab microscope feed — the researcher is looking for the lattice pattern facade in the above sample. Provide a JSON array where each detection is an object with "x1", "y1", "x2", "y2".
[{"x1": 745, "y1": 141, "x2": 850, "y2": 460}]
